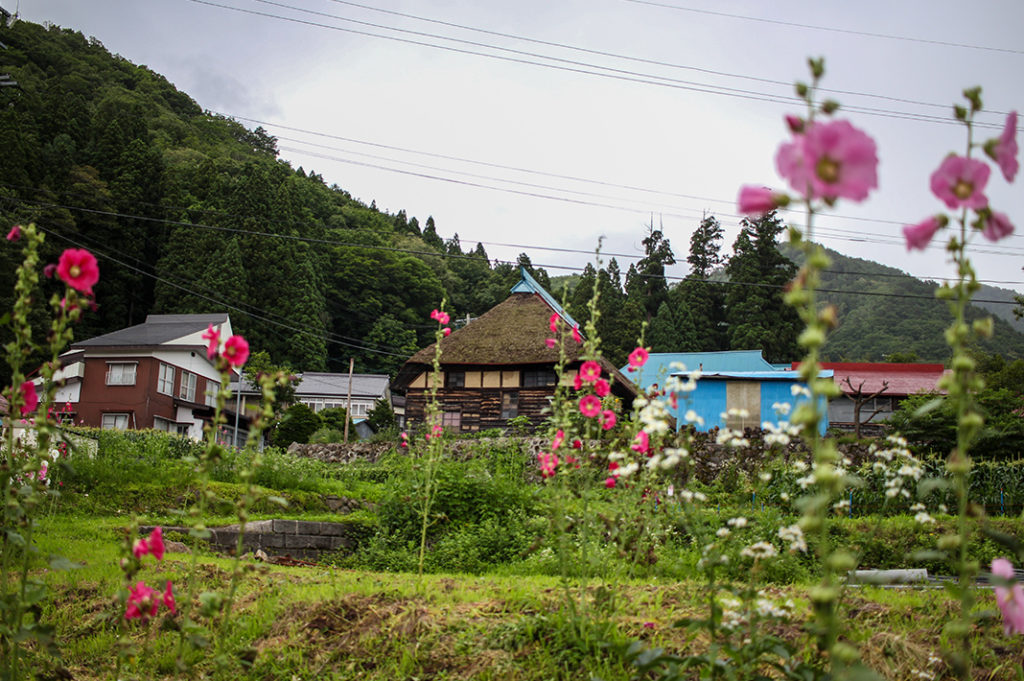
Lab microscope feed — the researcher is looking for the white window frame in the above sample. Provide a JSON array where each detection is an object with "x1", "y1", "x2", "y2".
[
  {"x1": 101, "y1": 413, "x2": 129, "y2": 430},
  {"x1": 205, "y1": 379, "x2": 217, "y2": 407},
  {"x1": 105, "y1": 362, "x2": 137, "y2": 386},
  {"x1": 178, "y1": 371, "x2": 197, "y2": 402},
  {"x1": 157, "y1": 363, "x2": 175, "y2": 395}
]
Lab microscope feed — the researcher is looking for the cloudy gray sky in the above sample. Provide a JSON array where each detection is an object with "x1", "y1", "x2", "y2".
[{"x1": 15, "y1": 0, "x2": 1024, "y2": 296}]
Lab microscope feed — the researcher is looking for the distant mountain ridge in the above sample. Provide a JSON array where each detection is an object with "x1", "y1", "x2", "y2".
[{"x1": 798, "y1": 246, "x2": 1024, "y2": 362}]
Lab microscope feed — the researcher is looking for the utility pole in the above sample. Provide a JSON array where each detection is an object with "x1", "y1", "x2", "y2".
[{"x1": 344, "y1": 357, "x2": 354, "y2": 443}]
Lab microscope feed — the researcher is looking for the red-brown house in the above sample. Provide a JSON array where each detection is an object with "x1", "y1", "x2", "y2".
[
  {"x1": 392, "y1": 269, "x2": 637, "y2": 433},
  {"x1": 60, "y1": 313, "x2": 238, "y2": 439}
]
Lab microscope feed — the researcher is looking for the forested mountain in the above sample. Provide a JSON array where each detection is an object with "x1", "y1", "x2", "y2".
[
  {"x1": 0, "y1": 20, "x2": 525, "y2": 376},
  {"x1": 796, "y1": 248, "x2": 1024, "y2": 362},
  {"x1": 3, "y1": 19, "x2": 1023, "y2": 379}
]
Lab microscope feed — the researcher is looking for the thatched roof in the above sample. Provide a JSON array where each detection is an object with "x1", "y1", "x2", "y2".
[{"x1": 393, "y1": 290, "x2": 636, "y2": 399}]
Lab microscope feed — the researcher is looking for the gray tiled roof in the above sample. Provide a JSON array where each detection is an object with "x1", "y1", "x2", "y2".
[
  {"x1": 231, "y1": 372, "x2": 389, "y2": 399},
  {"x1": 74, "y1": 314, "x2": 229, "y2": 348}
]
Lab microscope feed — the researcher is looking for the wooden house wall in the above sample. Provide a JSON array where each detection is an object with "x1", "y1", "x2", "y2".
[{"x1": 404, "y1": 387, "x2": 553, "y2": 433}]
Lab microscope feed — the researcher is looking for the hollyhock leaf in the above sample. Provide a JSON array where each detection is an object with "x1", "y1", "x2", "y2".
[{"x1": 48, "y1": 555, "x2": 83, "y2": 570}]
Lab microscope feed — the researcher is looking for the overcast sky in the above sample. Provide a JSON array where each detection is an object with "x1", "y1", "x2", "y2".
[{"x1": 14, "y1": 0, "x2": 1024, "y2": 297}]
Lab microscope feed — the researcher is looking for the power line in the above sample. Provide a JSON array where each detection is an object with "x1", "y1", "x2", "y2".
[
  {"x1": 323, "y1": 0, "x2": 1013, "y2": 117},
  {"x1": 7, "y1": 195, "x2": 1022, "y2": 307},
  {"x1": 34, "y1": 224, "x2": 416, "y2": 358},
  {"x1": 623, "y1": 0, "x2": 1024, "y2": 56},
  {"x1": 185, "y1": 0, "x2": 1007, "y2": 131}
]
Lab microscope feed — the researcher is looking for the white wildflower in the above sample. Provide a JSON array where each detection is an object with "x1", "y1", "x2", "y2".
[
  {"x1": 741, "y1": 542, "x2": 778, "y2": 560},
  {"x1": 915, "y1": 512, "x2": 935, "y2": 525},
  {"x1": 772, "y1": 401, "x2": 792, "y2": 416},
  {"x1": 758, "y1": 471, "x2": 772, "y2": 482},
  {"x1": 727, "y1": 516, "x2": 748, "y2": 528},
  {"x1": 684, "y1": 409, "x2": 704, "y2": 426},
  {"x1": 778, "y1": 524, "x2": 807, "y2": 552},
  {"x1": 716, "y1": 527, "x2": 731, "y2": 538},
  {"x1": 791, "y1": 384, "x2": 811, "y2": 398}
]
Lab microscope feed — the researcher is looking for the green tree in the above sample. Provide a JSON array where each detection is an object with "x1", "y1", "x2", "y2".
[
  {"x1": 366, "y1": 396, "x2": 397, "y2": 434},
  {"x1": 625, "y1": 222, "x2": 675, "y2": 321},
  {"x1": 271, "y1": 402, "x2": 321, "y2": 447},
  {"x1": 724, "y1": 211, "x2": 800, "y2": 363}
]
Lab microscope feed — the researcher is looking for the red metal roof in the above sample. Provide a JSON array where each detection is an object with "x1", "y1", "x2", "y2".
[{"x1": 791, "y1": 362, "x2": 948, "y2": 396}]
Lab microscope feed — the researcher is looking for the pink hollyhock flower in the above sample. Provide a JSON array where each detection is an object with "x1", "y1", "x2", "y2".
[
  {"x1": 628, "y1": 347, "x2": 649, "y2": 370},
  {"x1": 608, "y1": 461, "x2": 620, "y2": 473},
  {"x1": 604, "y1": 476, "x2": 617, "y2": 489},
  {"x1": 549, "y1": 312, "x2": 559, "y2": 333},
  {"x1": 443, "y1": 327, "x2": 452, "y2": 337},
  {"x1": 430, "y1": 309, "x2": 450, "y2": 325},
  {"x1": 631, "y1": 430, "x2": 650, "y2": 455},
  {"x1": 601, "y1": 409, "x2": 617, "y2": 431},
  {"x1": 6, "y1": 225, "x2": 21, "y2": 242},
  {"x1": 43, "y1": 263, "x2": 57, "y2": 279},
  {"x1": 784, "y1": 114, "x2": 804, "y2": 134},
  {"x1": 38, "y1": 461, "x2": 48, "y2": 482},
  {"x1": 643, "y1": 621, "x2": 655, "y2": 630},
  {"x1": 551, "y1": 429, "x2": 565, "y2": 451},
  {"x1": 538, "y1": 452, "x2": 559, "y2": 479},
  {"x1": 737, "y1": 186, "x2": 781, "y2": 215},
  {"x1": 132, "y1": 537, "x2": 148, "y2": 559},
  {"x1": 400, "y1": 431, "x2": 409, "y2": 448},
  {"x1": 594, "y1": 378, "x2": 610, "y2": 398},
  {"x1": 572, "y1": 325, "x2": 582, "y2": 344},
  {"x1": 19, "y1": 381, "x2": 38, "y2": 416},
  {"x1": 579, "y1": 361, "x2": 602, "y2": 384},
  {"x1": 56, "y1": 248, "x2": 100, "y2": 295},
  {"x1": 125, "y1": 581, "x2": 159, "y2": 620},
  {"x1": 573, "y1": 374, "x2": 583, "y2": 391},
  {"x1": 903, "y1": 215, "x2": 946, "y2": 251},
  {"x1": 162, "y1": 581, "x2": 176, "y2": 615},
  {"x1": 545, "y1": 337, "x2": 556, "y2": 349},
  {"x1": 776, "y1": 120, "x2": 878, "y2": 201},
  {"x1": 991, "y1": 558, "x2": 1024, "y2": 635},
  {"x1": 201, "y1": 324, "x2": 220, "y2": 360},
  {"x1": 146, "y1": 527, "x2": 165, "y2": 561},
  {"x1": 987, "y1": 110, "x2": 1019, "y2": 182},
  {"x1": 572, "y1": 438, "x2": 583, "y2": 450},
  {"x1": 930, "y1": 155, "x2": 990, "y2": 210},
  {"x1": 983, "y1": 211, "x2": 1014, "y2": 242},
  {"x1": 579, "y1": 394, "x2": 602, "y2": 418},
  {"x1": 222, "y1": 335, "x2": 249, "y2": 367}
]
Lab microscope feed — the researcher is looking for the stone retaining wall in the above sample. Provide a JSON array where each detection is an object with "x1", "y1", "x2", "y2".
[{"x1": 145, "y1": 519, "x2": 366, "y2": 562}]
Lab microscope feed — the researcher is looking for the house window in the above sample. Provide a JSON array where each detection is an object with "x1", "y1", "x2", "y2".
[
  {"x1": 351, "y1": 403, "x2": 368, "y2": 417},
  {"x1": 157, "y1": 363, "x2": 175, "y2": 395},
  {"x1": 446, "y1": 371, "x2": 465, "y2": 388},
  {"x1": 155, "y1": 416, "x2": 191, "y2": 437},
  {"x1": 101, "y1": 413, "x2": 129, "y2": 430},
  {"x1": 501, "y1": 391, "x2": 519, "y2": 419},
  {"x1": 204, "y1": 379, "x2": 217, "y2": 407},
  {"x1": 105, "y1": 362, "x2": 137, "y2": 386},
  {"x1": 523, "y1": 369, "x2": 556, "y2": 387},
  {"x1": 442, "y1": 410, "x2": 461, "y2": 429},
  {"x1": 178, "y1": 371, "x2": 197, "y2": 402}
]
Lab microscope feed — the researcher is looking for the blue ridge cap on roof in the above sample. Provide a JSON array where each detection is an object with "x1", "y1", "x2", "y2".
[{"x1": 509, "y1": 266, "x2": 580, "y2": 332}]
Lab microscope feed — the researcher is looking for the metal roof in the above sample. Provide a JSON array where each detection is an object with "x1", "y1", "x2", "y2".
[
  {"x1": 626, "y1": 350, "x2": 777, "y2": 388},
  {"x1": 74, "y1": 313, "x2": 229, "y2": 348},
  {"x1": 231, "y1": 372, "x2": 389, "y2": 399}
]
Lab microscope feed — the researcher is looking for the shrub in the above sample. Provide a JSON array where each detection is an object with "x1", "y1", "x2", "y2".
[{"x1": 270, "y1": 403, "x2": 320, "y2": 447}]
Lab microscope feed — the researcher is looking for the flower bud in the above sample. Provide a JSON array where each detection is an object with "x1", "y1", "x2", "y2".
[
  {"x1": 821, "y1": 99, "x2": 840, "y2": 114},
  {"x1": 795, "y1": 81, "x2": 809, "y2": 98}
]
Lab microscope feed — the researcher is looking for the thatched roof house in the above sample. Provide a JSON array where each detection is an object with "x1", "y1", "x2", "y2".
[{"x1": 393, "y1": 268, "x2": 637, "y2": 433}]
